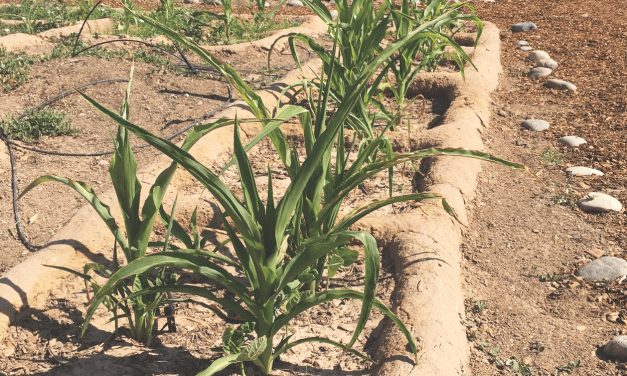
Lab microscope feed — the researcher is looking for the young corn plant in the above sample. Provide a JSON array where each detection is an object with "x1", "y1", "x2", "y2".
[
  {"x1": 384, "y1": 0, "x2": 482, "y2": 127},
  {"x1": 18, "y1": 68, "x2": 187, "y2": 345}
]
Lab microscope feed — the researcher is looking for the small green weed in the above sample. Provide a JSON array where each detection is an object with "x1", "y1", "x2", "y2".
[
  {"x1": 540, "y1": 148, "x2": 564, "y2": 166},
  {"x1": 0, "y1": 48, "x2": 40, "y2": 92},
  {"x1": 506, "y1": 358, "x2": 533, "y2": 376},
  {"x1": 555, "y1": 360, "x2": 581, "y2": 374},
  {"x1": 466, "y1": 298, "x2": 488, "y2": 314},
  {"x1": 0, "y1": 108, "x2": 76, "y2": 141},
  {"x1": 537, "y1": 273, "x2": 569, "y2": 282}
]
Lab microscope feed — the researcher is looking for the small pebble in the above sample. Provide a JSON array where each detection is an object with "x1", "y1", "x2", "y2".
[
  {"x1": 528, "y1": 67, "x2": 552, "y2": 79},
  {"x1": 565, "y1": 166, "x2": 604, "y2": 177},
  {"x1": 576, "y1": 257, "x2": 627, "y2": 282},
  {"x1": 517, "y1": 40, "x2": 529, "y2": 47},
  {"x1": 604, "y1": 336, "x2": 627, "y2": 361},
  {"x1": 558, "y1": 135, "x2": 587, "y2": 147},
  {"x1": 287, "y1": 0, "x2": 303, "y2": 6},
  {"x1": 536, "y1": 58, "x2": 559, "y2": 69},
  {"x1": 521, "y1": 119, "x2": 550, "y2": 131},
  {"x1": 498, "y1": 109, "x2": 508, "y2": 117},
  {"x1": 511, "y1": 22, "x2": 537, "y2": 32},
  {"x1": 578, "y1": 192, "x2": 623, "y2": 213},
  {"x1": 527, "y1": 50, "x2": 551, "y2": 62},
  {"x1": 544, "y1": 79, "x2": 577, "y2": 92},
  {"x1": 519, "y1": 45, "x2": 533, "y2": 51}
]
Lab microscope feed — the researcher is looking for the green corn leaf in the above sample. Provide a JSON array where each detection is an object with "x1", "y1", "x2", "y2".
[
  {"x1": 196, "y1": 354, "x2": 241, "y2": 376},
  {"x1": 272, "y1": 289, "x2": 417, "y2": 356},
  {"x1": 124, "y1": 284, "x2": 255, "y2": 322},
  {"x1": 78, "y1": 91, "x2": 263, "y2": 251},
  {"x1": 331, "y1": 193, "x2": 442, "y2": 233},
  {"x1": 82, "y1": 252, "x2": 256, "y2": 336},
  {"x1": 159, "y1": 205, "x2": 194, "y2": 249},
  {"x1": 272, "y1": 336, "x2": 372, "y2": 362},
  {"x1": 19, "y1": 175, "x2": 128, "y2": 251}
]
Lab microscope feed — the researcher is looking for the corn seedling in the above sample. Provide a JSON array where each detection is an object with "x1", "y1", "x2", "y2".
[{"x1": 19, "y1": 68, "x2": 188, "y2": 345}]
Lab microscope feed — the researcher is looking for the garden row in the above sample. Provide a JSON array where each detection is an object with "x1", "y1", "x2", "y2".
[{"x1": 1, "y1": 1, "x2": 519, "y2": 375}]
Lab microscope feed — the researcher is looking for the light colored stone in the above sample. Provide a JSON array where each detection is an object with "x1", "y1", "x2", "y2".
[
  {"x1": 536, "y1": 58, "x2": 558, "y2": 69},
  {"x1": 578, "y1": 192, "x2": 623, "y2": 213},
  {"x1": 545, "y1": 79, "x2": 577, "y2": 92},
  {"x1": 576, "y1": 257, "x2": 627, "y2": 281},
  {"x1": 517, "y1": 40, "x2": 529, "y2": 47},
  {"x1": 527, "y1": 50, "x2": 551, "y2": 62},
  {"x1": 528, "y1": 67, "x2": 552, "y2": 79},
  {"x1": 521, "y1": 119, "x2": 549, "y2": 131},
  {"x1": 511, "y1": 22, "x2": 537, "y2": 32},
  {"x1": 604, "y1": 336, "x2": 627, "y2": 361},
  {"x1": 559, "y1": 135, "x2": 587, "y2": 147},
  {"x1": 565, "y1": 166, "x2": 604, "y2": 177},
  {"x1": 330, "y1": 9, "x2": 338, "y2": 20},
  {"x1": 519, "y1": 45, "x2": 533, "y2": 51},
  {"x1": 287, "y1": 0, "x2": 303, "y2": 6}
]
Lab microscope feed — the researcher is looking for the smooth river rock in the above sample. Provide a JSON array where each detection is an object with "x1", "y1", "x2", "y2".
[
  {"x1": 565, "y1": 166, "x2": 604, "y2": 177},
  {"x1": 511, "y1": 22, "x2": 537, "y2": 32},
  {"x1": 527, "y1": 50, "x2": 551, "y2": 62},
  {"x1": 559, "y1": 135, "x2": 587, "y2": 147},
  {"x1": 528, "y1": 67, "x2": 552, "y2": 79},
  {"x1": 604, "y1": 336, "x2": 627, "y2": 361},
  {"x1": 287, "y1": 0, "x2": 303, "y2": 6},
  {"x1": 536, "y1": 58, "x2": 559, "y2": 69},
  {"x1": 521, "y1": 119, "x2": 550, "y2": 131},
  {"x1": 517, "y1": 40, "x2": 529, "y2": 47},
  {"x1": 578, "y1": 192, "x2": 623, "y2": 213},
  {"x1": 545, "y1": 79, "x2": 577, "y2": 92},
  {"x1": 576, "y1": 257, "x2": 627, "y2": 282},
  {"x1": 520, "y1": 45, "x2": 533, "y2": 51}
]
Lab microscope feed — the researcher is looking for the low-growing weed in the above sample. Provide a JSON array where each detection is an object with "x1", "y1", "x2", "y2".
[
  {"x1": 540, "y1": 148, "x2": 565, "y2": 166},
  {"x1": 555, "y1": 360, "x2": 581, "y2": 374},
  {"x1": 0, "y1": 48, "x2": 40, "y2": 92},
  {"x1": 0, "y1": 107, "x2": 76, "y2": 141}
]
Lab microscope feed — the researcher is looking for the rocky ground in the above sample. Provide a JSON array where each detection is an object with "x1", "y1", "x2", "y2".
[{"x1": 464, "y1": 0, "x2": 626, "y2": 375}]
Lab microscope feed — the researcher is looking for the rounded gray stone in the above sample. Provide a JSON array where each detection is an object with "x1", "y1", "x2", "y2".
[
  {"x1": 604, "y1": 336, "x2": 627, "y2": 361},
  {"x1": 528, "y1": 67, "x2": 552, "y2": 79},
  {"x1": 517, "y1": 40, "x2": 529, "y2": 47},
  {"x1": 565, "y1": 166, "x2": 604, "y2": 177},
  {"x1": 536, "y1": 58, "x2": 559, "y2": 69},
  {"x1": 519, "y1": 45, "x2": 533, "y2": 51},
  {"x1": 287, "y1": 0, "x2": 303, "y2": 6},
  {"x1": 578, "y1": 192, "x2": 623, "y2": 213},
  {"x1": 521, "y1": 119, "x2": 550, "y2": 131},
  {"x1": 511, "y1": 22, "x2": 537, "y2": 32},
  {"x1": 576, "y1": 257, "x2": 627, "y2": 282},
  {"x1": 545, "y1": 79, "x2": 577, "y2": 92},
  {"x1": 559, "y1": 135, "x2": 587, "y2": 147},
  {"x1": 527, "y1": 50, "x2": 551, "y2": 62}
]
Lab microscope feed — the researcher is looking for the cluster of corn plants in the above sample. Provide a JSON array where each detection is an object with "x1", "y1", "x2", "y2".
[
  {"x1": 385, "y1": 0, "x2": 482, "y2": 126},
  {"x1": 23, "y1": 1, "x2": 522, "y2": 374}
]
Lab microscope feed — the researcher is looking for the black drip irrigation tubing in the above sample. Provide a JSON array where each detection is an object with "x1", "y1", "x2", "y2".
[{"x1": 3, "y1": 78, "x2": 235, "y2": 252}]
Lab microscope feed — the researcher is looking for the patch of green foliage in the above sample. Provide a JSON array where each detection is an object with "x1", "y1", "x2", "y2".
[
  {"x1": 0, "y1": 48, "x2": 40, "y2": 91},
  {"x1": 0, "y1": 0, "x2": 116, "y2": 35},
  {"x1": 0, "y1": 107, "x2": 76, "y2": 141}
]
